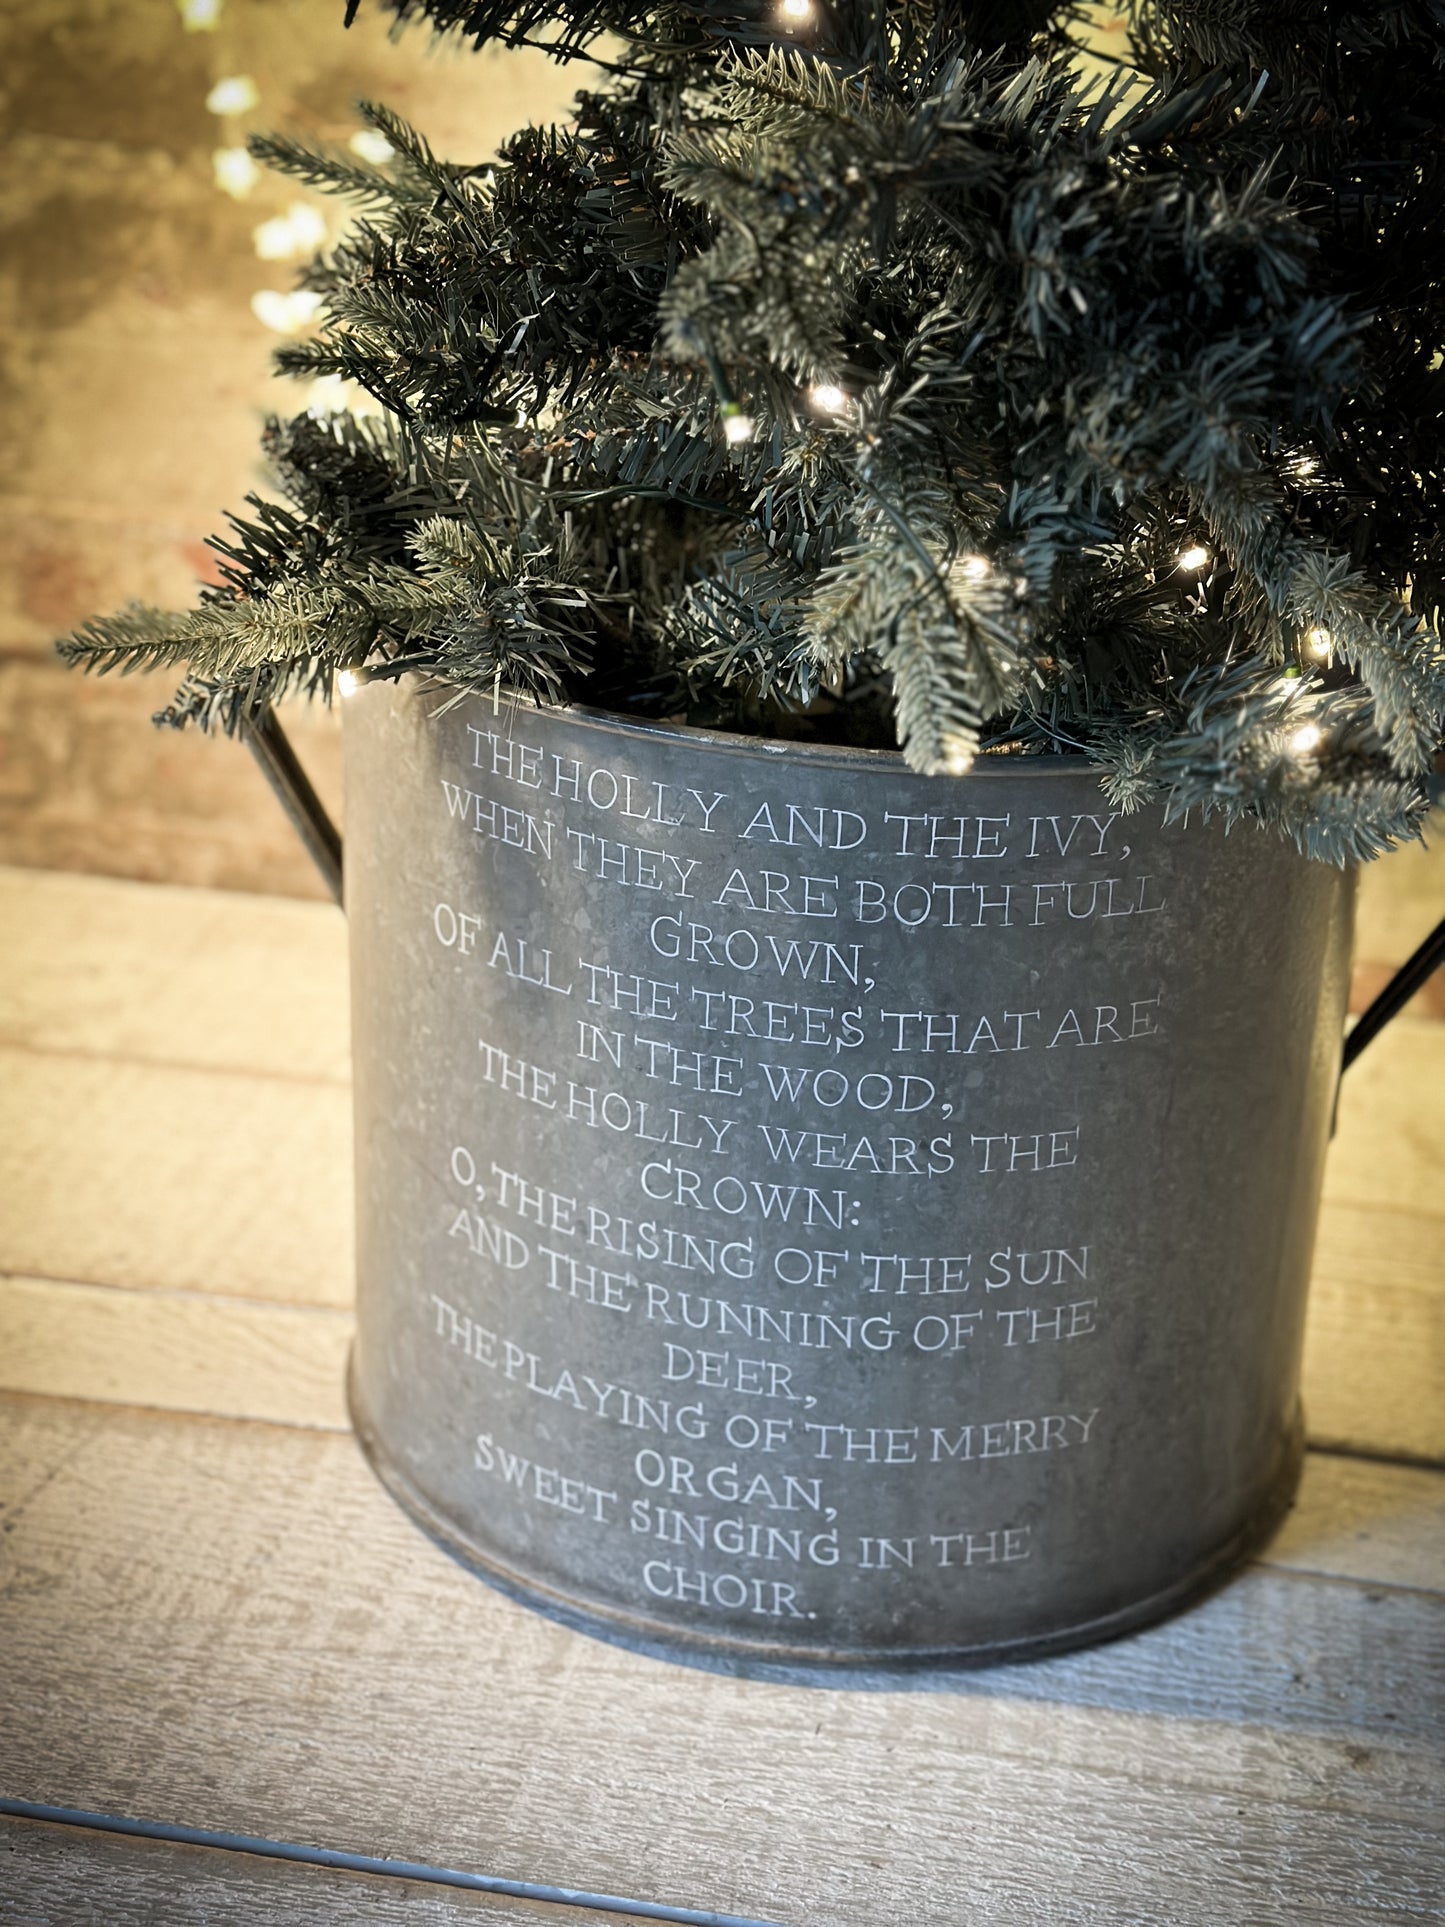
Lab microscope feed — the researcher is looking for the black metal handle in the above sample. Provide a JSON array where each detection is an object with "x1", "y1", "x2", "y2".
[
  {"x1": 243, "y1": 706, "x2": 344, "y2": 908},
  {"x1": 1341, "y1": 914, "x2": 1445, "y2": 1071},
  {"x1": 243, "y1": 704, "x2": 1441, "y2": 1060}
]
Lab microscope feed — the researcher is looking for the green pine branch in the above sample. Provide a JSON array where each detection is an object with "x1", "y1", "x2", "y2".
[{"x1": 54, "y1": 0, "x2": 1445, "y2": 858}]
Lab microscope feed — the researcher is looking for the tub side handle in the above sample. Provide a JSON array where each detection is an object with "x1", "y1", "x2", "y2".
[
  {"x1": 243, "y1": 705, "x2": 344, "y2": 909},
  {"x1": 1341, "y1": 913, "x2": 1445, "y2": 1071}
]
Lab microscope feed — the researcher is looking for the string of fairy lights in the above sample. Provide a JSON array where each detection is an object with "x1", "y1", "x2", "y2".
[
  {"x1": 697, "y1": 0, "x2": 1339, "y2": 771},
  {"x1": 712, "y1": 387, "x2": 1336, "y2": 770}
]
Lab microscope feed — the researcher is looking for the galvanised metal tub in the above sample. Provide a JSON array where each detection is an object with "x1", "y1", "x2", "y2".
[{"x1": 341, "y1": 675, "x2": 1354, "y2": 1677}]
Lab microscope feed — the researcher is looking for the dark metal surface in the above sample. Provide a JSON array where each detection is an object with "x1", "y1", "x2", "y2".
[
  {"x1": 1341, "y1": 914, "x2": 1445, "y2": 1069},
  {"x1": 342, "y1": 678, "x2": 1356, "y2": 1670},
  {"x1": 243, "y1": 708, "x2": 344, "y2": 908}
]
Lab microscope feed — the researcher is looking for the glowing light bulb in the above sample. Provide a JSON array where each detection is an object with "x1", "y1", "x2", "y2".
[
  {"x1": 253, "y1": 202, "x2": 328, "y2": 261},
  {"x1": 1292, "y1": 455, "x2": 1319, "y2": 478},
  {"x1": 808, "y1": 382, "x2": 847, "y2": 414},
  {"x1": 779, "y1": 0, "x2": 814, "y2": 19},
  {"x1": 178, "y1": 0, "x2": 223, "y2": 28},
  {"x1": 723, "y1": 411, "x2": 756, "y2": 445},
  {"x1": 1305, "y1": 626, "x2": 1333, "y2": 659},
  {"x1": 250, "y1": 288, "x2": 323, "y2": 335},
  {"x1": 939, "y1": 735, "x2": 976, "y2": 776},
  {"x1": 212, "y1": 146, "x2": 259, "y2": 199},
  {"x1": 336, "y1": 669, "x2": 361, "y2": 698},
  {"x1": 958, "y1": 554, "x2": 991, "y2": 582},
  {"x1": 1287, "y1": 722, "x2": 1323, "y2": 756},
  {"x1": 305, "y1": 374, "x2": 349, "y2": 418},
  {"x1": 1176, "y1": 544, "x2": 1211, "y2": 572},
  {"x1": 206, "y1": 74, "x2": 259, "y2": 116},
  {"x1": 349, "y1": 129, "x2": 395, "y2": 165}
]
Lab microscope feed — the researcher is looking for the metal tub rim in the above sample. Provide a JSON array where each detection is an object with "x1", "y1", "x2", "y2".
[{"x1": 394, "y1": 681, "x2": 1107, "y2": 782}]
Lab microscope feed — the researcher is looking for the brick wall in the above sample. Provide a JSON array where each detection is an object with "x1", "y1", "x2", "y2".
[{"x1": 0, "y1": 0, "x2": 572, "y2": 897}]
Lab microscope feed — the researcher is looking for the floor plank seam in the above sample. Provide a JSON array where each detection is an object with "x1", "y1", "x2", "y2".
[
  {"x1": 1256, "y1": 1563, "x2": 1445, "y2": 1601},
  {"x1": 1305, "y1": 1439, "x2": 1445, "y2": 1474},
  {"x1": 0, "y1": 1037, "x2": 352, "y2": 1092},
  {"x1": 0, "y1": 1268, "x2": 354, "y2": 1319},
  {"x1": 1313, "y1": 1193, "x2": 1445, "y2": 1226},
  {"x1": 0, "y1": 1383, "x2": 353, "y2": 1437},
  {"x1": 0, "y1": 1802, "x2": 784, "y2": 1927}
]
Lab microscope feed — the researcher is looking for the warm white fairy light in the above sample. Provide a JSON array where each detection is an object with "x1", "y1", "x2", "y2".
[
  {"x1": 723, "y1": 411, "x2": 756, "y2": 445},
  {"x1": 779, "y1": 0, "x2": 814, "y2": 19},
  {"x1": 1291, "y1": 455, "x2": 1320, "y2": 479},
  {"x1": 1287, "y1": 722, "x2": 1324, "y2": 757},
  {"x1": 939, "y1": 734, "x2": 977, "y2": 776},
  {"x1": 349, "y1": 129, "x2": 395, "y2": 165},
  {"x1": 177, "y1": 0, "x2": 223, "y2": 28},
  {"x1": 206, "y1": 74, "x2": 259, "y2": 116},
  {"x1": 250, "y1": 288, "x2": 323, "y2": 335},
  {"x1": 212, "y1": 146, "x2": 259, "y2": 199},
  {"x1": 1176, "y1": 543, "x2": 1211, "y2": 572},
  {"x1": 1305, "y1": 625, "x2": 1333, "y2": 660},
  {"x1": 305, "y1": 374, "x2": 350, "y2": 418},
  {"x1": 336, "y1": 669, "x2": 362, "y2": 698},
  {"x1": 958, "y1": 553, "x2": 991, "y2": 582},
  {"x1": 253, "y1": 202, "x2": 328, "y2": 261},
  {"x1": 808, "y1": 382, "x2": 847, "y2": 414}
]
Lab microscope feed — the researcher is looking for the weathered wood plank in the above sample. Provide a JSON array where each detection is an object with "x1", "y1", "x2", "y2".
[
  {"x1": 1304, "y1": 1215, "x2": 1445, "y2": 1464},
  {"x1": 0, "y1": 1819, "x2": 660, "y2": 1927},
  {"x1": 1329, "y1": 1018, "x2": 1445, "y2": 1220},
  {"x1": 1, "y1": 1397, "x2": 1440, "y2": 1927},
  {"x1": 0, "y1": 1276, "x2": 352, "y2": 1430},
  {"x1": 1314, "y1": 1199, "x2": 1445, "y2": 1300},
  {"x1": 0, "y1": 865, "x2": 350, "y2": 1082},
  {"x1": 1266, "y1": 1455, "x2": 1445, "y2": 1592},
  {"x1": 0, "y1": 1050, "x2": 353, "y2": 1307},
  {"x1": 2, "y1": 1168, "x2": 1432, "y2": 1471},
  {"x1": 1353, "y1": 831, "x2": 1445, "y2": 980},
  {"x1": 1310, "y1": 1018, "x2": 1444, "y2": 1464}
]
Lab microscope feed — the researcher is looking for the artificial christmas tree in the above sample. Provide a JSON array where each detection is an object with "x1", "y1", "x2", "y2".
[{"x1": 63, "y1": 0, "x2": 1444, "y2": 859}]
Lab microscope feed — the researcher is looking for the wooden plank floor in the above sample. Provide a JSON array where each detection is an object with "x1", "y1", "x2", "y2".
[{"x1": 1, "y1": 862, "x2": 1442, "y2": 1926}]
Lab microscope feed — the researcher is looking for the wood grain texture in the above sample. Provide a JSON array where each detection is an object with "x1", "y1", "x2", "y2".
[
  {"x1": 1307, "y1": 1025, "x2": 1445, "y2": 1463},
  {"x1": 0, "y1": 1820, "x2": 659, "y2": 1927},
  {"x1": 0, "y1": 1275, "x2": 352, "y2": 1430},
  {"x1": 1, "y1": 1397, "x2": 1441, "y2": 1927},
  {"x1": 0, "y1": 865, "x2": 350, "y2": 1081},
  {"x1": 0, "y1": 858, "x2": 1439, "y2": 1924},
  {"x1": 1265, "y1": 1454, "x2": 1445, "y2": 1591},
  {"x1": 1304, "y1": 1208, "x2": 1445, "y2": 1463},
  {"x1": 1329, "y1": 1018, "x2": 1445, "y2": 1219},
  {"x1": 1353, "y1": 831, "x2": 1445, "y2": 973},
  {"x1": 0, "y1": 1237, "x2": 1436, "y2": 1457},
  {"x1": 1350, "y1": 830, "x2": 1445, "y2": 1019},
  {"x1": 0, "y1": 1049, "x2": 353, "y2": 1307}
]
